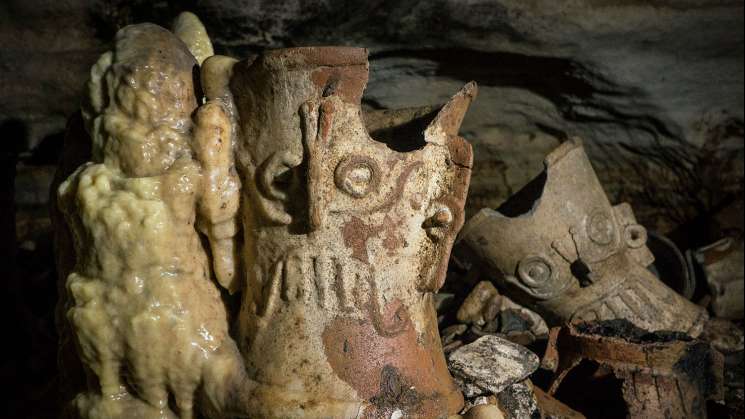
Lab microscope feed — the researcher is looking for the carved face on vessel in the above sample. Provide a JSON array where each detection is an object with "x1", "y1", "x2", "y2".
[
  {"x1": 226, "y1": 47, "x2": 474, "y2": 417},
  {"x1": 229, "y1": 48, "x2": 473, "y2": 300},
  {"x1": 456, "y1": 140, "x2": 707, "y2": 337}
]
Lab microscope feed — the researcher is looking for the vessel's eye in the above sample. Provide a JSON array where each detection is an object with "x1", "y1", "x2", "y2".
[
  {"x1": 587, "y1": 210, "x2": 616, "y2": 246},
  {"x1": 334, "y1": 156, "x2": 380, "y2": 198},
  {"x1": 517, "y1": 256, "x2": 554, "y2": 287}
]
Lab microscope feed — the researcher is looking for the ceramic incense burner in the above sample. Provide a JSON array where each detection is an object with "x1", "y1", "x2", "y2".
[
  {"x1": 221, "y1": 47, "x2": 475, "y2": 418},
  {"x1": 456, "y1": 140, "x2": 708, "y2": 336}
]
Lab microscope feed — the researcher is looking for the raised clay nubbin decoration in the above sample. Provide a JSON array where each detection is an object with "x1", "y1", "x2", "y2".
[
  {"x1": 455, "y1": 139, "x2": 708, "y2": 336},
  {"x1": 54, "y1": 14, "x2": 476, "y2": 419}
]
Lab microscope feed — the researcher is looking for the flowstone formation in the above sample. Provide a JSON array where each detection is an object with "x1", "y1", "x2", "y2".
[
  {"x1": 55, "y1": 14, "x2": 476, "y2": 419},
  {"x1": 56, "y1": 20, "x2": 246, "y2": 419}
]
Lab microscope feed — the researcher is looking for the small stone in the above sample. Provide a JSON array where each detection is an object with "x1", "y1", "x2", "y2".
[
  {"x1": 454, "y1": 375, "x2": 489, "y2": 398},
  {"x1": 495, "y1": 380, "x2": 541, "y2": 419},
  {"x1": 457, "y1": 281, "x2": 499, "y2": 325},
  {"x1": 499, "y1": 309, "x2": 532, "y2": 334},
  {"x1": 448, "y1": 335, "x2": 540, "y2": 395},
  {"x1": 443, "y1": 340, "x2": 464, "y2": 354},
  {"x1": 463, "y1": 404, "x2": 506, "y2": 419},
  {"x1": 500, "y1": 296, "x2": 549, "y2": 338},
  {"x1": 442, "y1": 324, "x2": 469, "y2": 345}
]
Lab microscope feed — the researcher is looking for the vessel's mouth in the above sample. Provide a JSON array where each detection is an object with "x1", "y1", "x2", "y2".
[
  {"x1": 363, "y1": 106, "x2": 440, "y2": 152},
  {"x1": 496, "y1": 170, "x2": 547, "y2": 218}
]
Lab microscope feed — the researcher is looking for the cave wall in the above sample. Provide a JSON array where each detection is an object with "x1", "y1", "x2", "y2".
[{"x1": 2, "y1": 0, "x2": 743, "y2": 236}]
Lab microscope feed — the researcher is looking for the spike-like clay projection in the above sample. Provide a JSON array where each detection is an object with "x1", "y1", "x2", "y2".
[{"x1": 55, "y1": 13, "x2": 476, "y2": 419}]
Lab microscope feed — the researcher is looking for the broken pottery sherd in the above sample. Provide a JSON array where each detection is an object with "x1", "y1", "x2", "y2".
[
  {"x1": 544, "y1": 320, "x2": 724, "y2": 419},
  {"x1": 691, "y1": 236, "x2": 745, "y2": 320},
  {"x1": 455, "y1": 139, "x2": 708, "y2": 336},
  {"x1": 448, "y1": 335, "x2": 540, "y2": 398}
]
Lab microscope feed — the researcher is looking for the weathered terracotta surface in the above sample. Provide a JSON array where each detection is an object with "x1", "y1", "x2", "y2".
[
  {"x1": 455, "y1": 139, "x2": 708, "y2": 336},
  {"x1": 56, "y1": 15, "x2": 476, "y2": 417},
  {"x1": 219, "y1": 46, "x2": 476, "y2": 418}
]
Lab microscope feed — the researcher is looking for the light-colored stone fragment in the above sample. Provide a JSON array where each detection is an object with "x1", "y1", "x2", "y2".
[
  {"x1": 464, "y1": 404, "x2": 506, "y2": 419},
  {"x1": 457, "y1": 280, "x2": 500, "y2": 325},
  {"x1": 448, "y1": 335, "x2": 540, "y2": 396}
]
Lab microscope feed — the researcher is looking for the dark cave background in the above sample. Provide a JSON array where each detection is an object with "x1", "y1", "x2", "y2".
[{"x1": 0, "y1": 1, "x2": 743, "y2": 417}]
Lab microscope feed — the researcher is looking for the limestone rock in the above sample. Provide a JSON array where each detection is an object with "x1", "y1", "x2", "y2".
[
  {"x1": 442, "y1": 324, "x2": 469, "y2": 346},
  {"x1": 448, "y1": 335, "x2": 540, "y2": 396},
  {"x1": 495, "y1": 381, "x2": 541, "y2": 419},
  {"x1": 3, "y1": 1, "x2": 742, "y2": 229},
  {"x1": 457, "y1": 280, "x2": 500, "y2": 325}
]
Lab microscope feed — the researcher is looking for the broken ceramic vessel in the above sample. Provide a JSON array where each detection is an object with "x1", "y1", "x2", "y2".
[
  {"x1": 691, "y1": 237, "x2": 744, "y2": 320},
  {"x1": 206, "y1": 46, "x2": 476, "y2": 418},
  {"x1": 455, "y1": 139, "x2": 708, "y2": 336},
  {"x1": 544, "y1": 321, "x2": 724, "y2": 418}
]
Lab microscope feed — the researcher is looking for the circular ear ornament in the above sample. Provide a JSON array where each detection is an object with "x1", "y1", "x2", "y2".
[
  {"x1": 624, "y1": 224, "x2": 648, "y2": 249},
  {"x1": 424, "y1": 205, "x2": 455, "y2": 242},
  {"x1": 334, "y1": 156, "x2": 379, "y2": 198}
]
